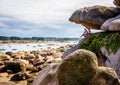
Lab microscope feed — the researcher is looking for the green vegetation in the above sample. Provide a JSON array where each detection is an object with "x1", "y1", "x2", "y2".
[{"x1": 79, "y1": 31, "x2": 120, "y2": 57}]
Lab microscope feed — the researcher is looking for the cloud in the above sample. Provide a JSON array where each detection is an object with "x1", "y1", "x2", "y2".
[
  {"x1": 0, "y1": 0, "x2": 114, "y2": 25},
  {"x1": 0, "y1": 0, "x2": 114, "y2": 37}
]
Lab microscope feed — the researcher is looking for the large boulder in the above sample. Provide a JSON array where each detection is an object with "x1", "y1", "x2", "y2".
[
  {"x1": 69, "y1": 5, "x2": 120, "y2": 29},
  {"x1": 101, "y1": 15, "x2": 120, "y2": 31},
  {"x1": 57, "y1": 49, "x2": 120, "y2": 85},
  {"x1": 32, "y1": 49, "x2": 120, "y2": 85}
]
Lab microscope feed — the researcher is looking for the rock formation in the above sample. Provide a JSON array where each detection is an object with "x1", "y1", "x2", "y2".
[
  {"x1": 68, "y1": 0, "x2": 120, "y2": 79},
  {"x1": 32, "y1": 49, "x2": 120, "y2": 85},
  {"x1": 69, "y1": 5, "x2": 120, "y2": 29},
  {"x1": 32, "y1": 0, "x2": 120, "y2": 85},
  {"x1": 79, "y1": 31, "x2": 120, "y2": 78}
]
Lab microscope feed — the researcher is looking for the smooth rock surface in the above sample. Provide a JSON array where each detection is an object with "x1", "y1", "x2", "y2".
[
  {"x1": 101, "y1": 15, "x2": 120, "y2": 31},
  {"x1": 69, "y1": 5, "x2": 120, "y2": 29}
]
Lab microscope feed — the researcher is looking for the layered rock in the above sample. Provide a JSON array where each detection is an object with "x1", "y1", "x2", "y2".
[
  {"x1": 69, "y1": 5, "x2": 120, "y2": 29},
  {"x1": 32, "y1": 49, "x2": 120, "y2": 85}
]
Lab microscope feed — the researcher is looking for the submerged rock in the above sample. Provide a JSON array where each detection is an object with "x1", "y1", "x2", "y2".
[{"x1": 69, "y1": 5, "x2": 120, "y2": 29}]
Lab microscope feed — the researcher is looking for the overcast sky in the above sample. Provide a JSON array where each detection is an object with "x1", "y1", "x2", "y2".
[{"x1": 0, "y1": 0, "x2": 114, "y2": 38}]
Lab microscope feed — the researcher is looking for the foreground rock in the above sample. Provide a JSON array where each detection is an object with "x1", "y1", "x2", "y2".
[
  {"x1": 32, "y1": 49, "x2": 120, "y2": 85},
  {"x1": 69, "y1": 5, "x2": 120, "y2": 29}
]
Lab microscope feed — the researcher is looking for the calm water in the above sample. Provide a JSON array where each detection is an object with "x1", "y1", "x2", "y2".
[{"x1": 0, "y1": 41, "x2": 77, "y2": 53}]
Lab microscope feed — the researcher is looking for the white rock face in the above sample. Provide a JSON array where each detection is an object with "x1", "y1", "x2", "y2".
[
  {"x1": 101, "y1": 15, "x2": 120, "y2": 31},
  {"x1": 101, "y1": 47, "x2": 120, "y2": 78}
]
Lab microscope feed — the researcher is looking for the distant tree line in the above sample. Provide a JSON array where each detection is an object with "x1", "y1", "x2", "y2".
[{"x1": 0, "y1": 36, "x2": 79, "y2": 41}]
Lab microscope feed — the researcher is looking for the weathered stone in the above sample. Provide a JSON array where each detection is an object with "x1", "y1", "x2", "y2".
[
  {"x1": 33, "y1": 56, "x2": 44, "y2": 66},
  {"x1": 101, "y1": 15, "x2": 120, "y2": 31},
  {"x1": 5, "y1": 52, "x2": 13, "y2": 57},
  {"x1": 45, "y1": 56, "x2": 54, "y2": 63},
  {"x1": 57, "y1": 49, "x2": 120, "y2": 85},
  {"x1": 32, "y1": 49, "x2": 120, "y2": 85},
  {"x1": 4, "y1": 61, "x2": 26, "y2": 73},
  {"x1": 10, "y1": 72, "x2": 30, "y2": 81},
  {"x1": 57, "y1": 49, "x2": 98, "y2": 85},
  {"x1": 0, "y1": 53, "x2": 11, "y2": 61},
  {"x1": 11, "y1": 52, "x2": 25, "y2": 59},
  {"x1": 69, "y1": 5, "x2": 120, "y2": 29}
]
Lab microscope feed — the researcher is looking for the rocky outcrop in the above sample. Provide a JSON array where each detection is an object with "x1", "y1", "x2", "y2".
[
  {"x1": 68, "y1": 0, "x2": 120, "y2": 80},
  {"x1": 69, "y1": 5, "x2": 120, "y2": 29},
  {"x1": 79, "y1": 32, "x2": 120, "y2": 78},
  {"x1": 32, "y1": 49, "x2": 120, "y2": 85}
]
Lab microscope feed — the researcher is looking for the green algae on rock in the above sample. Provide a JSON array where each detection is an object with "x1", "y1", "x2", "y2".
[
  {"x1": 57, "y1": 49, "x2": 98, "y2": 85},
  {"x1": 79, "y1": 31, "x2": 120, "y2": 57}
]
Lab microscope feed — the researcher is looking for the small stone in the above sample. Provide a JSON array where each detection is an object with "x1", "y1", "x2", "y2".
[
  {"x1": 0, "y1": 72, "x2": 8, "y2": 77},
  {"x1": 10, "y1": 72, "x2": 30, "y2": 81},
  {"x1": 4, "y1": 61, "x2": 26, "y2": 73}
]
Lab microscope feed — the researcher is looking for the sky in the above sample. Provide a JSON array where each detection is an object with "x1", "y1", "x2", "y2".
[{"x1": 0, "y1": 0, "x2": 114, "y2": 38}]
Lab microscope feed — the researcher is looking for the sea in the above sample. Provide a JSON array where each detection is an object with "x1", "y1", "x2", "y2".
[{"x1": 0, "y1": 41, "x2": 77, "y2": 53}]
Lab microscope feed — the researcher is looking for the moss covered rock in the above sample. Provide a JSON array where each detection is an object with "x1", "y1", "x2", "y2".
[
  {"x1": 79, "y1": 31, "x2": 120, "y2": 57},
  {"x1": 57, "y1": 49, "x2": 98, "y2": 85},
  {"x1": 32, "y1": 49, "x2": 120, "y2": 85},
  {"x1": 57, "y1": 49, "x2": 120, "y2": 85}
]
